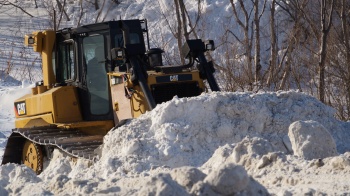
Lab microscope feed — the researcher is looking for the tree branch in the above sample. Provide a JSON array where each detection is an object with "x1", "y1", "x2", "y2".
[{"x1": 0, "y1": 1, "x2": 34, "y2": 17}]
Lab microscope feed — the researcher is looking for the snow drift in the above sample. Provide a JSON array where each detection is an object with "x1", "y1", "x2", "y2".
[
  {"x1": 96, "y1": 91, "x2": 349, "y2": 176},
  {"x1": 1, "y1": 91, "x2": 350, "y2": 195}
]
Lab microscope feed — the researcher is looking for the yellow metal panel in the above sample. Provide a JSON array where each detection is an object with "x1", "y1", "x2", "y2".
[
  {"x1": 25, "y1": 30, "x2": 55, "y2": 89},
  {"x1": 109, "y1": 72, "x2": 148, "y2": 118},
  {"x1": 33, "y1": 32, "x2": 43, "y2": 52},
  {"x1": 14, "y1": 86, "x2": 82, "y2": 126},
  {"x1": 52, "y1": 86, "x2": 82, "y2": 123},
  {"x1": 109, "y1": 81, "x2": 133, "y2": 123},
  {"x1": 41, "y1": 30, "x2": 56, "y2": 88},
  {"x1": 147, "y1": 70, "x2": 206, "y2": 90},
  {"x1": 23, "y1": 90, "x2": 54, "y2": 116},
  {"x1": 15, "y1": 113, "x2": 54, "y2": 128},
  {"x1": 109, "y1": 70, "x2": 206, "y2": 119}
]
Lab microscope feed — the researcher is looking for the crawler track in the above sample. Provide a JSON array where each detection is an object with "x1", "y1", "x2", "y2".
[{"x1": 2, "y1": 125, "x2": 103, "y2": 165}]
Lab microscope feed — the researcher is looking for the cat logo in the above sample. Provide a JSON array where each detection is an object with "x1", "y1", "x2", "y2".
[
  {"x1": 170, "y1": 75, "x2": 178, "y2": 81},
  {"x1": 15, "y1": 101, "x2": 26, "y2": 116}
]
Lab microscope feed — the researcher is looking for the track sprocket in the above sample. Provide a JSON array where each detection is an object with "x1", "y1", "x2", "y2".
[{"x1": 22, "y1": 140, "x2": 43, "y2": 174}]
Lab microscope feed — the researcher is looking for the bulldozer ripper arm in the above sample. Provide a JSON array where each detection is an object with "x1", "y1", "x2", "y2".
[{"x1": 197, "y1": 53, "x2": 220, "y2": 92}]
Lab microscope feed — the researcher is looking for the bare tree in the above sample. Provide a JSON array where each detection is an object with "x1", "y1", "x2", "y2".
[
  {"x1": 230, "y1": 0, "x2": 253, "y2": 90},
  {"x1": 0, "y1": 0, "x2": 34, "y2": 17},
  {"x1": 174, "y1": 0, "x2": 184, "y2": 64},
  {"x1": 317, "y1": 0, "x2": 334, "y2": 103},
  {"x1": 266, "y1": 0, "x2": 277, "y2": 88},
  {"x1": 77, "y1": 0, "x2": 84, "y2": 26},
  {"x1": 291, "y1": 0, "x2": 334, "y2": 102},
  {"x1": 273, "y1": 0, "x2": 308, "y2": 91},
  {"x1": 95, "y1": 0, "x2": 107, "y2": 23},
  {"x1": 339, "y1": 0, "x2": 350, "y2": 119},
  {"x1": 215, "y1": 33, "x2": 247, "y2": 92},
  {"x1": 159, "y1": 0, "x2": 202, "y2": 65},
  {"x1": 183, "y1": 0, "x2": 201, "y2": 39},
  {"x1": 94, "y1": 0, "x2": 99, "y2": 10},
  {"x1": 324, "y1": 0, "x2": 350, "y2": 120},
  {"x1": 253, "y1": 0, "x2": 267, "y2": 85},
  {"x1": 56, "y1": 0, "x2": 70, "y2": 29}
]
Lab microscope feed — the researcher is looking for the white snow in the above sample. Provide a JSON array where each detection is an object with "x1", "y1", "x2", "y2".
[
  {"x1": 288, "y1": 120, "x2": 338, "y2": 160},
  {"x1": 0, "y1": 85, "x2": 350, "y2": 195},
  {"x1": 0, "y1": 79, "x2": 33, "y2": 157}
]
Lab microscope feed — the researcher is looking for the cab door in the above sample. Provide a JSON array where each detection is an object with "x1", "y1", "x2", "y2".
[{"x1": 78, "y1": 31, "x2": 113, "y2": 121}]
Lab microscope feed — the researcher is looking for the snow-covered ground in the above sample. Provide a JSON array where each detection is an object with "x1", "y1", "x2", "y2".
[{"x1": 0, "y1": 77, "x2": 350, "y2": 195}]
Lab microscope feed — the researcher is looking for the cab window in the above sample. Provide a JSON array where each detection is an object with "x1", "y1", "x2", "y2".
[
  {"x1": 57, "y1": 41, "x2": 75, "y2": 81},
  {"x1": 115, "y1": 33, "x2": 140, "y2": 47},
  {"x1": 83, "y1": 34, "x2": 109, "y2": 115}
]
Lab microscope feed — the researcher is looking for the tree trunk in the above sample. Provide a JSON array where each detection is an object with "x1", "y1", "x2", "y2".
[
  {"x1": 77, "y1": 0, "x2": 84, "y2": 26},
  {"x1": 179, "y1": 0, "x2": 189, "y2": 40},
  {"x1": 34, "y1": 0, "x2": 38, "y2": 8},
  {"x1": 184, "y1": 0, "x2": 201, "y2": 39},
  {"x1": 254, "y1": 0, "x2": 262, "y2": 84},
  {"x1": 318, "y1": 0, "x2": 334, "y2": 103},
  {"x1": 267, "y1": 0, "x2": 277, "y2": 88},
  {"x1": 56, "y1": 0, "x2": 70, "y2": 22},
  {"x1": 318, "y1": 33, "x2": 327, "y2": 103},
  {"x1": 230, "y1": 0, "x2": 253, "y2": 89},
  {"x1": 279, "y1": 43, "x2": 293, "y2": 90},
  {"x1": 95, "y1": 0, "x2": 107, "y2": 23},
  {"x1": 174, "y1": 0, "x2": 184, "y2": 64},
  {"x1": 340, "y1": 0, "x2": 350, "y2": 118},
  {"x1": 94, "y1": 0, "x2": 99, "y2": 10}
]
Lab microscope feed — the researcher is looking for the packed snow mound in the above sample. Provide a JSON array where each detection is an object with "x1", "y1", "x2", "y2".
[
  {"x1": 200, "y1": 137, "x2": 350, "y2": 195},
  {"x1": 97, "y1": 91, "x2": 350, "y2": 176},
  {"x1": 1, "y1": 91, "x2": 350, "y2": 195}
]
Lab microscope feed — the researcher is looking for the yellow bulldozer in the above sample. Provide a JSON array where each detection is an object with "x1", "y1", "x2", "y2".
[{"x1": 1, "y1": 19, "x2": 220, "y2": 174}]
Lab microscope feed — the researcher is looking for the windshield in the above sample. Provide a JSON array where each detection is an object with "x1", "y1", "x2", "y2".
[{"x1": 115, "y1": 33, "x2": 140, "y2": 47}]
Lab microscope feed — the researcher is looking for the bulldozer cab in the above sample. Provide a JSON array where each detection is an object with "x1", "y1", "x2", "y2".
[{"x1": 54, "y1": 20, "x2": 146, "y2": 122}]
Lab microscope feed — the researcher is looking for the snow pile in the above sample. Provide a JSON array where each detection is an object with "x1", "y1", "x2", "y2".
[
  {"x1": 94, "y1": 91, "x2": 349, "y2": 177},
  {"x1": 0, "y1": 91, "x2": 350, "y2": 195},
  {"x1": 0, "y1": 164, "x2": 48, "y2": 195},
  {"x1": 200, "y1": 137, "x2": 350, "y2": 195}
]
